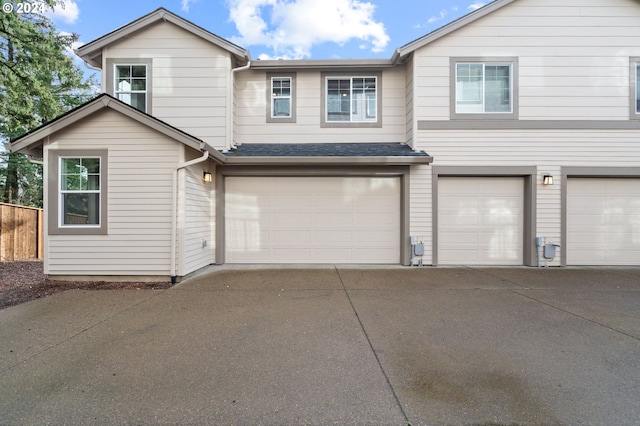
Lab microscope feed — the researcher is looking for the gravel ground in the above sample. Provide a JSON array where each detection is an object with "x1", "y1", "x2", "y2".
[{"x1": 0, "y1": 261, "x2": 170, "y2": 310}]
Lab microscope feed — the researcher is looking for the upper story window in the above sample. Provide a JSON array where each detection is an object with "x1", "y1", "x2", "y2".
[
  {"x1": 631, "y1": 58, "x2": 640, "y2": 119},
  {"x1": 327, "y1": 77, "x2": 377, "y2": 122},
  {"x1": 272, "y1": 77, "x2": 291, "y2": 117},
  {"x1": 106, "y1": 59, "x2": 153, "y2": 114},
  {"x1": 451, "y1": 57, "x2": 518, "y2": 120},
  {"x1": 266, "y1": 72, "x2": 296, "y2": 123},
  {"x1": 115, "y1": 65, "x2": 147, "y2": 112}
]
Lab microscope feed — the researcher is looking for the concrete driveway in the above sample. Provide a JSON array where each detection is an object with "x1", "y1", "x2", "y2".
[{"x1": 1, "y1": 266, "x2": 639, "y2": 425}]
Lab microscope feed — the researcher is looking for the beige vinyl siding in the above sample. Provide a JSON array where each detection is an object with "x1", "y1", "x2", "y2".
[
  {"x1": 181, "y1": 158, "x2": 215, "y2": 275},
  {"x1": 405, "y1": 58, "x2": 415, "y2": 147},
  {"x1": 413, "y1": 0, "x2": 640, "y2": 121},
  {"x1": 416, "y1": 129, "x2": 640, "y2": 265},
  {"x1": 45, "y1": 109, "x2": 179, "y2": 277},
  {"x1": 409, "y1": 164, "x2": 432, "y2": 263},
  {"x1": 104, "y1": 21, "x2": 231, "y2": 149},
  {"x1": 234, "y1": 68, "x2": 407, "y2": 144}
]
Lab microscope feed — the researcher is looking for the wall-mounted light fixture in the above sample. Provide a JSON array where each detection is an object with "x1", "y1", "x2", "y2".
[
  {"x1": 203, "y1": 171, "x2": 213, "y2": 183},
  {"x1": 542, "y1": 174, "x2": 553, "y2": 185}
]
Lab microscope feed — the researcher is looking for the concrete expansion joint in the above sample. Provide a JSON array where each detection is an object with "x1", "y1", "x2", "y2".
[{"x1": 333, "y1": 266, "x2": 410, "y2": 424}]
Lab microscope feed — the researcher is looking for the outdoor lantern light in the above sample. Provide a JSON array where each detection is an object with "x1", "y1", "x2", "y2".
[
  {"x1": 542, "y1": 174, "x2": 553, "y2": 185},
  {"x1": 203, "y1": 171, "x2": 212, "y2": 182}
]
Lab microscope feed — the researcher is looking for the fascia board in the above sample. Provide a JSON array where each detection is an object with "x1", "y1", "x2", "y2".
[{"x1": 395, "y1": 0, "x2": 517, "y2": 60}]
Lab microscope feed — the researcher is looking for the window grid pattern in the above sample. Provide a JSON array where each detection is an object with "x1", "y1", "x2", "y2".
[
  {"x1": 60, "y1": 157, "x2": 101, "y2": 226},
  {"x1": 456, "y1": 63, "x2": 512, "y2": 114},
  {"x1": 326, "y1": 76, "x2": 377, "y2": 122},
  {"x1": 115, "y1": 64, "x2": 147, "y2": 112},
  {"x1": 271, "y1": 77, "x2": 292, "y2": 118}
]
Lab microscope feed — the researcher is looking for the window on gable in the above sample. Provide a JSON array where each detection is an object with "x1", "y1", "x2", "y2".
[
  {"x1": 326, "y1": 76, "x2": 377, "y2": 123},
  {"x1": 115, "y1": 64, "x2": 147, "y2": 113},
  {"x1": 60, "y1": 157, "x2": 101, "y2": 227},
  {"x1": 451, "y1": 58, "x2": 518, "y2": 119}
]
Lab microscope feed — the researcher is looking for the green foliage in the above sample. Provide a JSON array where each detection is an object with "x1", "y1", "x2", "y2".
[{"x1": 0, "y1": 0, "x2": 97, "y2": 207}]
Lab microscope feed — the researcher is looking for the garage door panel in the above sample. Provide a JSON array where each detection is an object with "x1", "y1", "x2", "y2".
[
  {"x1": 438, "y1": 177, "x2": 524, "y2": 265},
  {"x1": 226, "y1": 177, "x2": 399, "y2": 263},
  {"x1": 567, "y1": 178, "x2": 640, "y2": 265}
]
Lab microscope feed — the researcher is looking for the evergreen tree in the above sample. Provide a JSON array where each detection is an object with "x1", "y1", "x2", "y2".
[{"x1": 0, "y1": 0, "x2": 96, "y2": 207}]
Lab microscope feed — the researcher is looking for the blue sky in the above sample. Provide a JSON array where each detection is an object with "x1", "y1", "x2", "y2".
[{"x1": 48, "y1": 0, "x2": 493, "y2": 62}]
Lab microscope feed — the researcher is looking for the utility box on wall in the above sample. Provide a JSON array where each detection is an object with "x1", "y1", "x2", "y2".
[{"x1": 544, "y1": 243, "x2": 559, "y2": 260}]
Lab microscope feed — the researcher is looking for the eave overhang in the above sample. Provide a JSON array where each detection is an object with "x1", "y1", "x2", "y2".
[{"x1": 8, "y1": 94, "x2": 227, "y2": 164}]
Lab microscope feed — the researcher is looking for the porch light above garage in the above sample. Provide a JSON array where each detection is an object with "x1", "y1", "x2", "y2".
[
  {"x1": 542, "y1": 174, "x2": 553, "y2": 185},
  {"x1": 203, "y1": 170, "x2": 213, "y2": 182}
]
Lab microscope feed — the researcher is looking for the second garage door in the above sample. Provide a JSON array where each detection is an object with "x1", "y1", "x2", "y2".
[
  {"x1": 567, "y1": 178, "x2": 640, "y2": 265},
  {"x1": 438, "y1": 177, "x2": 524, "y2": 265},
  {"x1": 225, "y1": 176, "x2": 400, "y2": 263}
]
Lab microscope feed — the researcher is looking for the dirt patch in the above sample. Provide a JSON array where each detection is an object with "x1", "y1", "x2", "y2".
[{"x1": 0, "y1": 261, "x2": 170, "y2": 310}]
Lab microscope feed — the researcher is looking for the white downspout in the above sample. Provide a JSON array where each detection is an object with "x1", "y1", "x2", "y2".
[
  {"x1": 227, "y1": 60, "x2": 251, "y2": 150},
  {"x1": 170, "y1": 146, "x2": 209, "y2": 284}
]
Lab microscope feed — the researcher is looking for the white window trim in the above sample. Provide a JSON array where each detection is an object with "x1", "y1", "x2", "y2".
[
  {"x1": 106, "y1": 58, "x2": 153, "y2": 114},
  {"x1": 271, "y1": 76, "x2": 292, "y2": 118},
  {"x1": 48, "y1": 149, "x2": 108, "y2": 236},
  {"x1": 321, "y1": 71, "x2": 382, "y2": 128},
  {"x1": 325, "y1": 76, "x2": 378, "y2": 123},
  {"x1": 59, "y1": 156, "x2": 102, "y2": 229},
  {"x1": 630, "y1": 58, "x2": 640, "y2": 119},
  {"x1": 114, "y1": 64, "x2": 148, "y2": 113},
  {"x1": 450, "y1": 57, "x2": 519, "y2": 120},
  {"x1": 266, "y1": 72, "x2": 296, "y2": 123}
]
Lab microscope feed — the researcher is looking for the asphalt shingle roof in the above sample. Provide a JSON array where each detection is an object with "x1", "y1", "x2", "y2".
[{"x1": 224, "y1": 143, "x2": 430, "y2": 157}]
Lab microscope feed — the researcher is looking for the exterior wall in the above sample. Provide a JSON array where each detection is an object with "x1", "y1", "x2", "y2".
[
  {"x1": 103, "y1": 21, "x2": 232, "y2": 149},
  {"x1": 44, "y1": 109, "x2": 179, "y2": 277},
  {"x1": 405, "y1": 58, "x2": 415, "y2": 148},
  {"x1": 414, "y1": 0, "x2": 640, "y2": 121},
  {"x1": 411, "y1": 0, "x2": 640, "y2": 266},
  {"x1": 180, "y1": 153, "x2": 215, "y2": 276},
  {"x1": 234, "y1": 67, "x2": 407, "y2": 144},
  {"x1": 408, "y1": 164, "x2": 431, "y2": 263}
]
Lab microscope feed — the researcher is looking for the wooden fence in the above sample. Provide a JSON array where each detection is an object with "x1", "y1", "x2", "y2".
[{"x1": 0, "y1": 203, "x2": 44, "y2": 261}]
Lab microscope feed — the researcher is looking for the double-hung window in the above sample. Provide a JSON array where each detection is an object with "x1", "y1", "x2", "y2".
[
  {"x1": 60, "y1": 157, "x2": 101, "y2": 226},
  {"x1": 451, "y1": 57, "x2": 518, "y2": 119},
  {"x1": 272, "y1": 77, "x2": 291, "y2": 117},
  {"x1": 115, "y1": 64, "x2": 147, "y2": 113},
  {"x1": 266, "y1": 72, "x2": 296, "y2": 123},
  {"x1": 322, "y1": 73, "x2": 381, "y2": 127},
  {"x1": 49, "y1": 149, "x2": 108, "y2": 235}
]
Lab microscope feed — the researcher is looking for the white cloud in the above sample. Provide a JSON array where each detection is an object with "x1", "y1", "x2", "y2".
[
  {"x1": 427, "y1": 9, "x2": 447, "y2": 24},
  {"x1": 46, "y1": 0, "x2": 80, "y2": 25},
  {"x1": 227, "y1": 0, "x2": 390, "y2": 59},
  {"x1": 468, "y1": 2, "x2": 487, "y2": 11},
  {"x1": 182, "y1": 0, "x2": 198, "y2": 12}
]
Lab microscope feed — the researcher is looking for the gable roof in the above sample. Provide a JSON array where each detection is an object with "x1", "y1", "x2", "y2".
[
  {"x1": 76, "y1": 7, "x2": 250, "y2": 68},
  {"x1": 392, "y1": 0, "x2": 516, "y2": 63},
  {"x1": 8, "y1": 94, "x2": 226, "y2": 164}
]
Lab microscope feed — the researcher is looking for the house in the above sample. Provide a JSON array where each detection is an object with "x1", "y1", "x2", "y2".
[{"x1": 9, "y1": 0, "x2": 640, "y2": 282}]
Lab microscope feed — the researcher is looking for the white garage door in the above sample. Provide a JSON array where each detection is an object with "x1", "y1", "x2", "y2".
[
  {"x1": 438, "y1": 177, "x2": 524, "y2": 265},
  {"x1": 225, "y1": 177, "x2": 400, "y2": 263},
  {"x1": 567, "y1": 178, "x2": 640, "y2": 265}
]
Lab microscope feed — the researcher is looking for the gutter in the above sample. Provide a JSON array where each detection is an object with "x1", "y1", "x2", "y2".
[
  {"x1": 227, "y1": 61, "x2": 251, "y2": 150},
  {"x1": 170, "y1": 145, "x2": 209, "y2": 284}
]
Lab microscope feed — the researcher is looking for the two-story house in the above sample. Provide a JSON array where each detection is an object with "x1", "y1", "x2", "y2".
[{"x1": 9, "y1": 0, "x2": 640, "y2": 282}]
